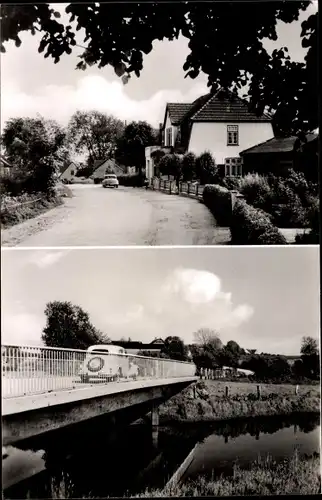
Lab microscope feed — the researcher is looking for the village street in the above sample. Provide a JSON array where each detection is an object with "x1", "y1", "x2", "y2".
[{"x1": 1, "y1": 185, "x2": 230, "y2": 247}]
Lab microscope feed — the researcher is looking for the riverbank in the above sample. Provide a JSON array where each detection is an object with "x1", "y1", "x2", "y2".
[
  {"x1": 158, "y1": 380, "x2": 320, "y2": 423},
  {"x1": 138, "y1": 450, "x2": 321, "y2": 497}
]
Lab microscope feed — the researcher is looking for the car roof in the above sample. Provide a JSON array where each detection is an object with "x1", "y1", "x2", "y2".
[{"x1": 87, "y1": 344, "x2": 125, "y2": 353}]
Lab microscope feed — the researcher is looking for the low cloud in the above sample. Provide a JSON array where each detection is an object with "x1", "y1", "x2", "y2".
[{"x1": 28, "y1": 251, "x2": 69, "y2": 269}]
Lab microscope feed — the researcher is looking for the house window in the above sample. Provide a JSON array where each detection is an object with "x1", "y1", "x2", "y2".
[
  {"x1": 224, "y1": 157, "x2": 243, "y2": 176},
  {"x1": 227, "y1": 125, "x2": 239, "y2": 146},
  {"x1": 166, "y1": 127, "x2": 172, "y2": 147}
]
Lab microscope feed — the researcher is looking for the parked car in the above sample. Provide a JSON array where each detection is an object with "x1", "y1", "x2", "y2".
[
  {"x1": 78, "y1": 344, "x2": 133, "y2": 383},
  {"x1": 102, "y1": 174, "x2": 119, "y2": 188}
]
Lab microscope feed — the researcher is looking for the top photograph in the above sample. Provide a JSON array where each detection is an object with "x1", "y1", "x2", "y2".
[{"x1": 0, "y1": 1, "x2": 319, "y2": 247}]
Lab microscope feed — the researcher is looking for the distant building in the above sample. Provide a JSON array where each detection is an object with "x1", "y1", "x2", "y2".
[
  {"x1": 111, "y1": 338, "x2": 165, "y2": 355},
  {"x1": 59, "y1": 162, "x2": 78, "y2": 183},
  {"x1": 91, "y1": 159, "x2": 126, "y2": 183}
]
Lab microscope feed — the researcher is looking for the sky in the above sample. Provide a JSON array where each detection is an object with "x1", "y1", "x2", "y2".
[
  {"x1": 1, "y1": 246, "x2": 320, "y2": 355},
  {"x1": 0, "y1": 1, "x2": 318, "y2": 129}
]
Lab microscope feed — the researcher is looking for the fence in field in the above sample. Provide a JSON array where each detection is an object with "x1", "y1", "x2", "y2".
[
  {"x1": 1, "y1": 344, "x2": 196, "y2": 398},
  {"x1": 150, "y1": 178, "x2": 205, "y2": 198}
]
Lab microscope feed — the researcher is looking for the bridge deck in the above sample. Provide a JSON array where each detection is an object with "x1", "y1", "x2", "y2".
[{"x1": 2, "y1": 376, "x2": 198, "y2": 416}]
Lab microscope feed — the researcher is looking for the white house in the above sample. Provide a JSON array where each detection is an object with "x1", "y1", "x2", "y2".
[
  {"x1": 145, "y1": 88, "x2": 274, "y2": 179},
  {"x1": 59, "y1": 162, "x2": 78, "y2": 182}
]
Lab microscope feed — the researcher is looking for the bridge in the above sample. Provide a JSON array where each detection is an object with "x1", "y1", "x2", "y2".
[{"x1": 2, "y1": 344, "x2": 197, "y2": 446}]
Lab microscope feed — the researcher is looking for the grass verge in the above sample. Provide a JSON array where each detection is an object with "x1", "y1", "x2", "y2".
[
  {"x1": 1, "y1": 186, "x2": 72, "y2": 229},
  {"x1": 159, "y1": 380, "x2": 320, "y2": 423},
  {"x1": 137, "y1": 450, "x2": 321, "y2": 497}
]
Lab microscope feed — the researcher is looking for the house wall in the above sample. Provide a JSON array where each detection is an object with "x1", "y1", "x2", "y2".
[
  {"x1": 188, "y1": 122, "x2": 274, "y2": 164},
  {"x1": 145, "y1": 146, "x2": 161, "y2": 179},
  {"x1": 164, "y1": 112, "x2": 179, "y2": 147},
  {"x1": 60, "y1": 163, "x2": 77, "y2": 181}
]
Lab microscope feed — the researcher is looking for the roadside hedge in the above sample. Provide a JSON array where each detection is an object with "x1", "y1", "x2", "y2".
[
  {"x1": 117, "y1": 173, "x2": 145, "y2": 187},
  {"x1": 203, "y1": 184, "x2": 233, "y2": 226},
  {"x1": 230, "y1": 199, "x2": 287, "y2": 245}
]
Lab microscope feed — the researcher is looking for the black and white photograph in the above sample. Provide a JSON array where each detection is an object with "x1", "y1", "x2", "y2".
[
  {"x1": 1, "y1": 0, "x2": 320, "y2": 499},
  {"x1": 0, "y1": 1, "x2": 319, "y2": 247},
  {"x1": 1, "y1": 246, "x2": 321, "y2": 497}
]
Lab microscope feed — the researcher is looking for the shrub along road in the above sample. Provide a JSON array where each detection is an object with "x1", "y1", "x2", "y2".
[{"x1": 1, "y1": 185, "x2": 230, "y2": 247}]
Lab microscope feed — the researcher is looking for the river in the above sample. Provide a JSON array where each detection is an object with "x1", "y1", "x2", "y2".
[{"x1": 3, "y1": 412, "x2": 320, "y2": 498}]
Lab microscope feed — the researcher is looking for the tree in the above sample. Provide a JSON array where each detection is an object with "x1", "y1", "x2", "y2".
[
  {"x1": 161, "y1": 336, "x2": 188, "y2": 361},
  {"x1": 300, "y1": 336, "x2": 319, "y2": 379},
  {"x1": 300, "y1": 336, "x2": 318, "y2": 356},
  {"x1": 219, "y1": 340, "x2": 246, "y2": 368},
  {"x1": 115, "y1": 121, "x2": 157, "y2": 178},
  {"x1": 2, "y1": 3, "x2": 316, "y2": 135},
  {"x1": 67, "y1": 111, "x2": 124, "y2": 165},
  {"x1": 181, "y1": 152, "x2": 197, "y2": 182},
  {"x1": 195, "y1": 151, "x2": 218, "y2": 185},
  {"x1": 1, "y1": 116, "x2": 68, "y2": 194},
  {"x1": 193, "y1": 328, "x2": 222, "y2": 350},
  {"x1": 42, "y1": 301, "x2": 109, "y2": 350}
]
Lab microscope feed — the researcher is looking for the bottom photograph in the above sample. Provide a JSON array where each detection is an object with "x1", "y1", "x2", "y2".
[{"x1": 1, "y1": 246, "x2": 321, "y2": 498}]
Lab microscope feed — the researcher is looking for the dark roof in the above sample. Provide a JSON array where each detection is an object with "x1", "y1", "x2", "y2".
[
  {"x1": 93, "y1": 159, "x2": 107, "y2": 170},
  {"x1": 192, "y1": 89, "x2": 272, "y2": 122},
  {"x1": 167, "y1": 103, "x2": 191, "y2": 125},
  {"x1": 240, "y1": 133, "x2": 318, "y2": 155}
]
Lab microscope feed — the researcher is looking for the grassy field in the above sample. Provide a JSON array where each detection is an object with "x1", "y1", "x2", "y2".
[
  {"x1": 159, "y1": 380, "x2": 321, "y2": 423},
  {"x1": 137, "y1": 451, "x2": 321, "y2": 497}
]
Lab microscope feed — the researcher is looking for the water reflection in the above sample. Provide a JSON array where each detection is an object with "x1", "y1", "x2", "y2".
[{"x1": 3, "y1": 412, "x2": 320, "y2": 499}]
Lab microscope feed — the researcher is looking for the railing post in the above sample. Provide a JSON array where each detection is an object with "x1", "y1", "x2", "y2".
[
  {"x1": 187, "y1": 182, "x2": 190, "y2": 195},
  {"x1": 169, "y1": 181, "x2": 172, "y2": 195},
  {"x1": 295, "y1": 384, "x2": 299, "y2": 396},
  {"x1": 196, "y1": 184, "x2": 199, "y2": 197},
  {"x1": 225, "y1": 386, "x2": 229, "y2": 397}
]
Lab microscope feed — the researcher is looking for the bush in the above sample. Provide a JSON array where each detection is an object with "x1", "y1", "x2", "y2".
[
  {"x1": 220, "y1": 176, "x2": 241, "y2": 191},
  {"x1": 117, "y1": 173, "x2": 145, "y2": 187},
  {"x1": 181, "y1": 152, "x2": 197, "y2": 182},
  {"x1": 195, "y1": 151, "x2": 218, "y2": 184},
  {"x1": 238, "y1": 173, "x2": 271, "y2": 210},
  {"x1": 230, "y1": 199, "x2": 287, "y2": 245},
  {"x1": 203, "y1": 184, "x2": 233, "y2": 226}
]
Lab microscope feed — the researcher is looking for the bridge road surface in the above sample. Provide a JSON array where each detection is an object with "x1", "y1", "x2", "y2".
[{"x1": 1, "y1": 185, "x2": 230, "y2": 247}]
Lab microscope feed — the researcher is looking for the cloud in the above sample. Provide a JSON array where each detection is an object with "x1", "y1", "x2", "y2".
[
  {"x1": 28, "y1": 251, "x2": 69, "y2": 269},
  {"x1": 163, "y1": 268, "x2": 222, "y2": 304},
  {"x1": 102, "y1": 268, "x2": 254, "y2": 344},
  {"x1": 1, "y1": 76, "x2": 207, "y2": 128}
]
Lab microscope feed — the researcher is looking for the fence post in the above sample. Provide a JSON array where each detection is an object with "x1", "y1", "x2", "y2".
[
  {"x1": 187, "y1": 182, "x2": 190, "y2": 195},
  {"x1": 225, "y1": 386, "x2": 229, "y2": 397},
  {"x1": 257, "y1": 385, "x2": 261, "y2": 400},
  {"x1": 169, "y1": 181, "x2": 172, "y2": 195},
  {"x1": 196, "y1": 184, "x2": 199, "y2": 197},
  {"x1": 295, "y1": 384, "x2": 299, "y2": 395}
]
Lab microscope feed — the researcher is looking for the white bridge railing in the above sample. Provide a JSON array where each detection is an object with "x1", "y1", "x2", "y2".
[{"x1": 1, "y1": 344, "x2": 196, "y2": 399}]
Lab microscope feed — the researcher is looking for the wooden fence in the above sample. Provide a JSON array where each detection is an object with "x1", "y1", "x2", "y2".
[{"x1": 151, "y1": 178, "x2": 205, "y2": 199}]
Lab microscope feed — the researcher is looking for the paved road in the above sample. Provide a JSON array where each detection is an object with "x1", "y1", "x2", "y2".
[{"x1": 1, "y1": 185, "x2": 230, "y2": 247}]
